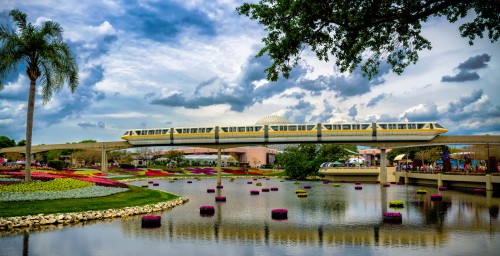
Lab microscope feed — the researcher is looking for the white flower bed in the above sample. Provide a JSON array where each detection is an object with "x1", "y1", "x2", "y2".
[{"x1": 0, "y1": 185, "x2": 129, "y2": 202}]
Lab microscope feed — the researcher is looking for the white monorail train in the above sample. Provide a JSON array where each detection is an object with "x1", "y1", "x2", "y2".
[{"x1": 121, "y1": 122, "x2": 447, "y2": 146}]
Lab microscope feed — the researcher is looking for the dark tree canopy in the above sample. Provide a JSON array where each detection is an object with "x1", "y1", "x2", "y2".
[{"x1": 237, "y1": 0, "x2": 499, "y2": 81}]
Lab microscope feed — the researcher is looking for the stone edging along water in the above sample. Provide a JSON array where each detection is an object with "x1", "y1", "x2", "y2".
[{"x1": 0, "y1": 196, "x2": 189, "y2": 232}]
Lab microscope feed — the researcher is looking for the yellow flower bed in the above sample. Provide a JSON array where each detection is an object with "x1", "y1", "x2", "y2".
[{"x1": 0, "y1": 178, "x2": 94, "y2": 192}]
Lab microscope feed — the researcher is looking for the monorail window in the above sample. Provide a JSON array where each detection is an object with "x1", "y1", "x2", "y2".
[
  {"x1": 324, "y1": 125, "x2": 332, "y2": 130},
  {"x1": 190, "y1": 128, "x2": 197, "y2": 133},
  {"x1": 352, "y1": 124, "x2": 360, "y2": 130},
  {"x1": 342, "y1": 125, "x2": 351, "y2": 130},
  {"x1": 183, "y1": 129, "x2": 189, "y2": 133},
  {"x1": 409, "y1": 124, "x2": 416, "y2": 129},
  {"x1": 221, "y1": 127, "x2": 228, "y2": 132},
  {"x1": 123, "y1": 131, "x2": 129, "y2": 135},
  {"x1": 417, "y1": 124, "x2": 425, "y2": 129},
  {"x1": 247, "y1": 127, "x2": 254, "y2": 132},
  {"x1": 332, "y1": 125, "x2": 341, "y2": 130},
  {"x1": 141, "y1": 130, "x2": 147, "y2": 135},
  {"x1": 434, "y1": 123, "x2": 443, "y2": 128},
  {"x1": 229, "y1": 127, "x2": 236, "y2": 132},
  {"x1": 362, "y1": 124, "x2": 369, "y2": 129},
  {"x1": 135, "y1": 130, "x2": 141, "y2": 135},
  {"x1": 280, "y1": 126, "x2": 287, "y2": 131},
  {"x1": 398, "y1": 124, "x2": 407, "y2": 129},
  {"x1": 206, "y1": 128, "x2": 213, "y2": 133},
  {"x1": 271, "y1": 126, "x2": 278, "y2": 130},
  {"x1": 298, "y1": 125, "x2": 306, "y2": 131},
  {"x1": 255, "y1": 127, "x2": 262, "y2": 132},
  {"x1": 379, "y1": 124, "x2": 387, "y2": 129},
  {"x1": 155, "y1": 129, "x2": 161, "y2": 134},
  {"x1": 148, "y1": 130, "x2": 154, "y2": 135},
  {"x1": 162, "y1": 129, "x2": 169, "y2": 134},
  {"x1": 289, "y1": 125, "x2": 297, "y2": 131},
  {"x1": 307, "y1": 125, "x2": 315, "y2": 130},
  {"x1": 389, "y1": 124, "x2": 397, "y2": 129},
  {"x1": 200, "y1": 128, "x2": 205, "y2": 133},
  {"x1": 430, "y1": 124, "x2": 434, "y2": 129},
  {"x1": 175, "y1": 129, "x2": 182, "y2": 133}
]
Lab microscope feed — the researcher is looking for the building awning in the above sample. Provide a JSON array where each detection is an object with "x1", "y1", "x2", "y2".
[{"x1": 394, "y1": 154, "x2": 406, "y2": 161}]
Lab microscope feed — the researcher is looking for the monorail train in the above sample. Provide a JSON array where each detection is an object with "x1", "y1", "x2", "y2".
[{"x1": 121, "y1": 122, "x2": 447, "y2": 146}]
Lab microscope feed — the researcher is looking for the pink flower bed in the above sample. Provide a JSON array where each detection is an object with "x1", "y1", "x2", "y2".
[
  {"x1": 141, "y1": 215, "x2": 161, "y2": 228},
  {"x1": 215, "y1": 196, "x2": 226, "y2": 202},
  {"x1": 199, "y1": 205, "x2": 215, "y2": 215},
  {"x1": 185, "y1": 167, "x2": 217, "y2": 175},
  {"x1": 383, "y1": 212, "x2": 402, "y2": 223},
  {"x1": 207, "y1": 188, "x2": 215, "y2": 193},
  {"x1": 250, "y1": 190, "x2": 260, "y2": 195},
  {"x1": 303, "y1": 185, "x2": 312, "y2": 189},
  {"x1": 271, "y1": 208, "x2": 288, "y2": 219},
  {"x1": 262, "y1": 188, "x2": 270, "y2": 192},
  {"x1": 145, "y1": 169, "x2": 173, "y2": 176},
  {"x1": 77, "y1": 177, "x2": 128, "y2": 188},
  {"x1": 271, "y1": 187, "x2": 279, "y2": 191}
]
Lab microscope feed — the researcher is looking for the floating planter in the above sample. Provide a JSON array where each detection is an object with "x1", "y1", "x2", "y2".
[
  {"x1": 262, "y1": 188, "x2": 270, "y2": 192},
  {"x1": 383, "y1": 212, "x2": 402, "y2": 223},
  {"x1": 187, "y1": 181, "x2": 192, "y2": 183},
  {"x1": 430, "y1": 194, "x2": 443, "y2": 201},
  {"x1": 250, "y1": 190, "x2": 260, "y2": 195},
  {"x1": 169, "y1": 180, "x2": 175, "y2": 183},
  {"x1": 375, "y1": 181, "x2": 381, "y2": 184},
  {"x1": 253, "y1": 178, "x2": 258, "y2": 181},
  {"x1": 333, "y1": 184, "x2": 341, "y2": 187},
  {"x1": 148, "y1": 181, "x2": 154, "y2": 184},
  {"x1": 416, "y1": 190, "x2": 427, "y2": 194},
  {"x1": 304, "y1": 185, "x2": 312, "y2": 189},
  {"x1": 297, "y1": 193, "x2": 308, "y2": 198},
  {"x1": 153, "y1": 183, "x2": 159, "y2": 186},
  {"x1": 396, "y1": 182, "x2": 404, "y2": 185},
  {"x1": 196, "y1": 178, "x2": 202, "y2": 181},
  {"x1": 322, "y1": 181, "x2": 329, "y2": 184},
  {"x1": 295, "y1": 189, "x2": 306, "y2": 194},
  {"x1": 355, "y1": 186, "x2": 363, "y2": 190},
  {"x1": 216, "y1": 185, "x2": 223, "y2": 189},
  {"x1": 389, "y1": 200, "x2": 404, "y2": 208},
  {"x1": 173, "y1": 178, "x2": 178, "y2": 180},
  {"x1": 247, "y1": 181, "x2": 253, "y2": 184},
  {"x1": 280, "y1": 180, "x2": 285, "y2": 182},
  {"x1": 199, "y1": 206, "x2": 215, "y2": 216},
  {"x1": 390, "y1": 181, "x2": 396, "y2": 184},
  {"x1": 141, "y1": 215, "x2": 161, "y2": 228},
  {"x1": 355, "y1": 182, "x2": 361, "y2": 185},
  {"x1": 215, "y1": 196, "x2": 226, "y2": 202},
  {"x1": 141, "y1": 184, "x2": 148, "y2": 187},
  {"x1": 207, "y1": 188, "x2": 215, "y2": 193},
  {"x1": 265, "y1": 178, "x2": 270, "y2": 180},
  {"x1": 230, "y1": 178, "x2": 235, "y2": 182},
  {"x1": 383, "y1": 183, "x2": 390, "y2": 187},
  {"x1": 271, "y1": 209, "x2": 288, "y2": 220},
  {"x1": 294, "y1": 181, "x2": 300, "y2": 184},
  {"x1": 439, "y1": 186, "x2": 447, "y2": 191},
  {"x1": 271, "y1": 187, "x2": 279, "y2": 191},
  {"x1": 256, "y1": 182, "x2": 262, "y2": 186}
]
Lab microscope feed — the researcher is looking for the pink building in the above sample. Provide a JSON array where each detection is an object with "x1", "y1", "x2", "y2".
[{"x1": 162, "y1": 147, "x2": 277, "y2": 167}]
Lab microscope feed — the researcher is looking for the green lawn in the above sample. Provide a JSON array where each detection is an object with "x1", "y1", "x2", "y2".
[{"x1": 0, "y1": 185, "x2": 179, "y2": 218}]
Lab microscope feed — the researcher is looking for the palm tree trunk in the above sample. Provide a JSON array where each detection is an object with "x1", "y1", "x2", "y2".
[{"x1": 24, "y1": 79, "x2": 36, "y2": 182}]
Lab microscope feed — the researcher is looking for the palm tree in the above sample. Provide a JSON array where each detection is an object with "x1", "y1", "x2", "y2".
[{"x1": 0, "y1": 9, "x2": 78, "y2": 182}]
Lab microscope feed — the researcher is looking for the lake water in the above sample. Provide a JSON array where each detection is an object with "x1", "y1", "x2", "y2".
[{"x1": 1, "y1": 178, "x2": 499, "y2": 256}]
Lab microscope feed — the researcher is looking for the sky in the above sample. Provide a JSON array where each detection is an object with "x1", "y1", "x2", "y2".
[{"x1": 0, "y1": 0, "x2": 499, "y2": 145}]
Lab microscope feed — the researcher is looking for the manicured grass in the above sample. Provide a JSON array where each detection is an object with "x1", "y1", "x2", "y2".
[{"x1": 0, "y1": 185, "x2": 178, "y2": 218}]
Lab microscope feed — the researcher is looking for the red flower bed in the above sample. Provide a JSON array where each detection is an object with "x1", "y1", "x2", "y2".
[
  {"x1": 77, "y1": 177, "x2": 128, "y2": 188},
  {"x1": 141, "y1": 215, "x2": 161, "y2": 228},
  {"x1": 271, "y1": 209, "x2": 288, "y2": 219},
  {"x1": 145, "y1": 169, "x2": 173, "y2": 176},
  {"x1": 200, "y1": 205, "x2": 215, "y2": 216}
]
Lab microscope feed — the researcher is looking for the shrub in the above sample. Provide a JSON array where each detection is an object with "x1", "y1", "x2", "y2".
[
  {"x1": 120, "y1": 163, "x2": 135, "y2": 169},
  {"x1": 47, "y1": 160, "x2": 65, "y2": 170}
]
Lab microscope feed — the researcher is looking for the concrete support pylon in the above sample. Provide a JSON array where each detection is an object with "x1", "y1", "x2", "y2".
[
  {"x1": 101, "y1": 143, "x2": 108, "y2": 175},
  {"x1": 380, "y1": 148, "x2": 387, "y2": 184},
  {"x1": 217, "y1": 147, "x2": 222, "y2": 186}
]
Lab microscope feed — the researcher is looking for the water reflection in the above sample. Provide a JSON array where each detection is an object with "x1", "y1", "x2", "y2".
[{"x1": 2, "y1": 179, "x2": 500, "y2": 255}]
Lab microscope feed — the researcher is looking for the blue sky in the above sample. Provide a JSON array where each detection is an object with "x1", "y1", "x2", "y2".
[{"x1": 1, "y1": 0, "x2": 499, "y2": 145}]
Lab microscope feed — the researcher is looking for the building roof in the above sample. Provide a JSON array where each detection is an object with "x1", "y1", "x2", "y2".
[{"x1": 255, "y1": 115, "x2": 291, "y2": 125}]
